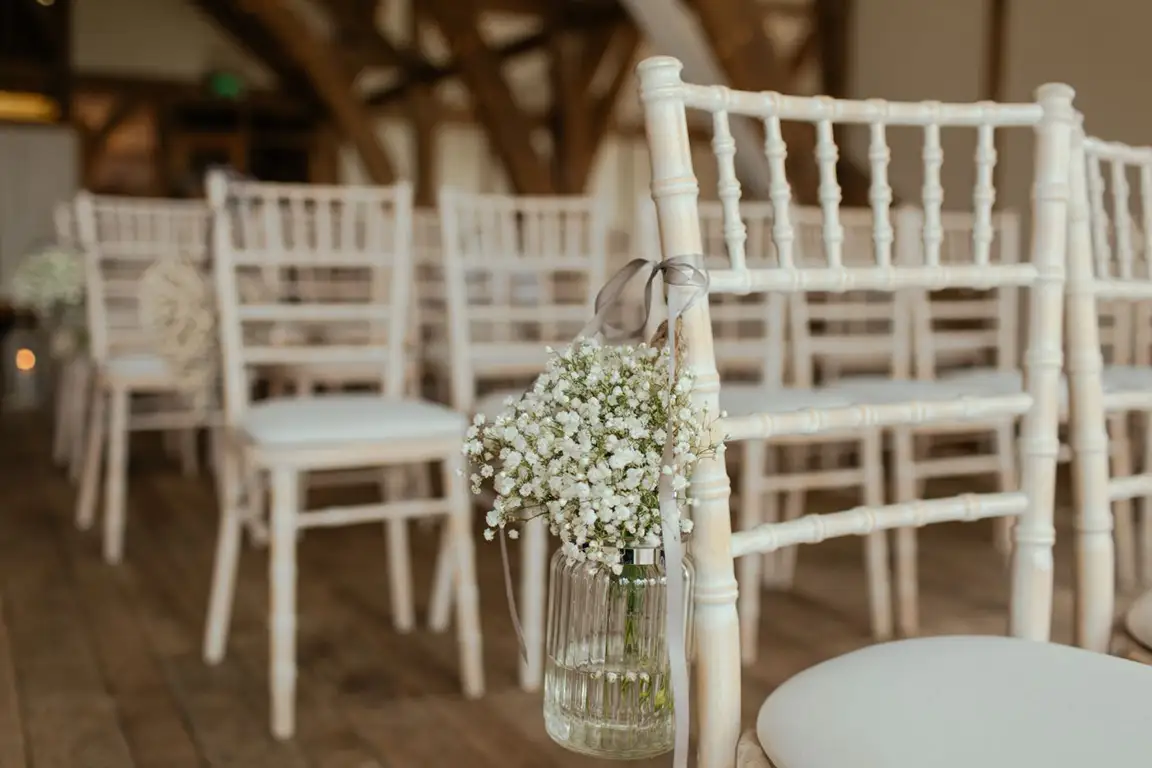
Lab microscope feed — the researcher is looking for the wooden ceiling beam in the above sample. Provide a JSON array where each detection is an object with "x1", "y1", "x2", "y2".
[
  {"x1": 549, "y1": 25, "x2": 588, "y2": 193},
  {"x1": 552, "y1": 20, "x2": 640, "y2": 193},
  {"x1": 242, "y1": 0, "x2": 397, "y2": 184},
  {"x1": 424, "y1": 0, "x2": 554, "y2": 194},
  {"x1": 0, "y1": 59, "x2": 54, "y2": 93},
  {"x1": 74, "y1": 72, "x2": 310, "y2": 114},
  {"x1": 787, "y1": 26, "x2": 818, "y2": 79},
  {"x1": 408, "y1": 4, "x2": 438, "y2": 207},
  {"x1": 366, "y1": 3, "x2": 625, "y2": 106},
  {"x1": 320, "y1": 0, "x2": 426, "y2": 71},
  {"x1": 82, "y1": 94, "x2": 143, "y2": 186},
  {"x1": 472, "y1": 0, "x2": 619, "y2": 14},
  {"x1": 319, "y1": 0, "x2": 441, "y2": 199},
  {"x1": 573, "y1": 22, "x2": 617, "y2": 97},
  {"x1": 472, "y1": 0, "x2": 550, "y2": 13}
]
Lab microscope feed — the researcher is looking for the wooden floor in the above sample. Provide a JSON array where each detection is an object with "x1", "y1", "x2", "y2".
[{"x1": 0, "y1": 413, "x2": 1130, "y2": 767}]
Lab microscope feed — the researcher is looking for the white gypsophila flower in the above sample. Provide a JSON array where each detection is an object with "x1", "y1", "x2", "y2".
[
  {"x1": 10, "y1": 245, "x2": 85, "y2": 315},
  {"x1": 464, "y1": 336, "x2": 718, "y2": 568}
]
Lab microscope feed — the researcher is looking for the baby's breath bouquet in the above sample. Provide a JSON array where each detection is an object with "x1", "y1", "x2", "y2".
[
  {"x1": 10, "y1": 244, "x2": 88, "y2": 359},
  {"x1": 10, "y1": 244, "x2": 85, "y2": 315},
  {"x1": 465, "y1": 332, "x2": 716, "y2": 758},
  {"x1": 464, "y1": 335, "x2": 716, "y2": 571}
]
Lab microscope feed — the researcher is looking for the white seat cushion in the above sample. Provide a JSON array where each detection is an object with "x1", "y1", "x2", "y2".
[
  {"x1": 942, "y1": 366, "x2": 1152, "y2": 415},
  {"x1": 474, "y1": 388, "x2": 526, "y2": 421},
  {"x1": 104, "y1": 352, "x2": 175, "y2": 384},
  {"x1": 757, "y1": 635, "x2": 1152, "y2": 768},
  {"x1": 242, "y1": 394, "x2": 467, "y2": 447},
  {"x1": 720, "y1": 384, "x2": 854, "y2": 416},
  {"x1": 823, "y1": 375, "x2": 966, "y2": 405}
]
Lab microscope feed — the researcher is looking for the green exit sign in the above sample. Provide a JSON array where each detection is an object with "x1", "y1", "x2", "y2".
[{"x1": 207, "y1": 71, "x2": 245, "y2": 100}]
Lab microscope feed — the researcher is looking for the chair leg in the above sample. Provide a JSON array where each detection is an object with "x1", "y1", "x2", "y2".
[
  {"x1": 380, "y1": 467, "x2": 415, "y2": 632},
  {"x1": 738, "y1": 441, "x2": 766, "y2": 665},
  {"x1": 772, "y1": 447, "x2": 809, "y2": 589},
  {"x1": 52, "y1": 360, "x2": 74, "y2": 466},
  {"x1": 68, "y1": 360, "x2": 91, "y2": 483},
  {"x1": 268, "y1": 466, "x2": 299, "y2": 740},
  {"x1": 76, "y1": 385, "x2": 107, "y2": 531},
  {"x1": 428, "y1": 520, "x2": 454, "y2": 632},
  {"x1": 444, "y1": 454, "x2": 484, "y2": 699},
  {"x1": 518, "y1": 514, "x2": 547, "y2": 692},
  {"x1": 892, "y1": 428, "x2": 920, "y2": 637},
  {"x1": 204, "y1": 446, "x2": 246, "y2": 664},
  {"x1": 162, "y1": 429, "x2": 179, "y2": 460},
  {"x1": 1140, "y1": 413, "x2": 1152, "y2": 586},
  {"x1": 1110, "y1": 415, "x2": 1138, "y2": 592},
  {"x1": 861, "y1": 429, "x2": 894, "y2": 641},
  {"x1": 179, "y1": 428, "x2": 200, "y2": 477},
  {"x1": 992, "y1": 422, "x2": 1019, "y2": 557},
  {"x1": 102, "y1": 387, "x2": 131, "y2": 564},
  {"x1": 245, "y1": 466, "x2": 270, "y2": 547},
  {"x1": 759, "y1": 448, "x2": 782, "y2": 587}
]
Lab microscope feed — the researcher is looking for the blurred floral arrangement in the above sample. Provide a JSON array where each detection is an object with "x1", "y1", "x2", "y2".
[{"x1": 10, "y1": 243, "x2": 87, "y2": 357}]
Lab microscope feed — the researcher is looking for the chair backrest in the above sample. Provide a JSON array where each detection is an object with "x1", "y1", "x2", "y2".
[
  {"x1": 438, "y1": 188, "x2": 609, "y2": 413},
  {"x1": 898, "y1": 208, "x2": 1023, "y2": 379},
  {"x1": 788, "y1": 206, "x2": 914, "y2": 385},
  {"x1": 412, "y1": 206, "x2": 443, "y2": 344},
  {"x1": 636, "y1": 55, "x2": 1075, "y2": 768},
  {"x1": 207, "y1": 171, "x2": 414, "y2": 422},
  {"x1": 1065, "y1": 132, "x2": 1152, "y2": 654},
  {"x1": 1073, "y1": 138, "x2": 1152, "y2": 369},
  {"x1": 637, "y1": 198, "x2": 786, "y2": 383},
  {"x1": 73, "y1": 192, "x2": 211, "y2": 363}
]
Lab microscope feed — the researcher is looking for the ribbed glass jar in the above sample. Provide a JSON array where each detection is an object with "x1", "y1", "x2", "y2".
[{"x1": 542, "y1": 543, "x2": 694, "y2": 759}]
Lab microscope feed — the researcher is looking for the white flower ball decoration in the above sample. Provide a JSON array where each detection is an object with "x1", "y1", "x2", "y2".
[{"x1": 463, "y1": 336, "x2": 718, "y2": 571}]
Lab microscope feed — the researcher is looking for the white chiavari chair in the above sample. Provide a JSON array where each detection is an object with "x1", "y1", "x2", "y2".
[
  {"x1": 924, "y1": 212, "x2": 1149, "y2": 601},
  {"x1": 1066, "y1": 133, "x2": 1152, "y2": 653},
  {"x1": 73, "y1": 193, "x2": 214, "y2": 563},
  {"x1": 822, "y1": 208, "x2": 1027, "y2": 636},
  {"x1": 50, "y1": 199, "x2": 90, "y2": 482},
  {"x1": 639, "y1": 56, "x2": 1152, "y2": 768},
  {"x1": 252, "y1": 198, "x2": 433, "y2": 511},
  {"x1": 429, "y1": 187, "x2": 610, "y2": 691},
  {"x1": 202, "y1": 173, "x2": 484, "y2": 739}
]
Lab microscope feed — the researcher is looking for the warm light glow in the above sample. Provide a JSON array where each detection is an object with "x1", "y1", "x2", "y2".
[
  {"x1": 14, "y1": 349, "x2": 36, "y2": 372},
  {"x1": 0, "y1": 91, "x2": 59, "y2": 123},
  {"x1": 37, "y1": 0, "x2": 55, "y2": 6}
]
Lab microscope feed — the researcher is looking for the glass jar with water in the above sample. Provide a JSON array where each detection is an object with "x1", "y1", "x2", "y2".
[{"x1": 542, "y1": 543, "x2": 694, "y2": 759}]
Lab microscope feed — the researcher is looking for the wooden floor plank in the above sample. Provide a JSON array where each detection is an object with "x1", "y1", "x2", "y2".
[
  {"x1": 0, "y1": 470, "x2": 138, "y2": 767},
  {"x1": 0, "y1": 597, "x2": 27, "y2": 768},
  {"x1": 132, "y1": 474, "x2": 389, "y2": 768},
  {"x1": 43, "y1": 481, "x2": 205, "y2": 768},
  {"x1": 0, "y1": 413, "x2": 1136, "y2": 768}
]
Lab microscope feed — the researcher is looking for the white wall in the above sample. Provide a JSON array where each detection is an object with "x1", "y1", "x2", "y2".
[
  {"x1": 1000, "y1": 0, "x2": 1152, "y2": 212},
  {"x1": 73, "y1": 0, "x2": 273, "y2": 85},
  {"x1": 848, "y1": 0, "x2": 1152, "y2": 217},
  {"x1": 0, "y1": 127, "x2": 80, "y2": 297},
  {"x1": 847, "y1": 0, "x2": 989, "y2": 207}
]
